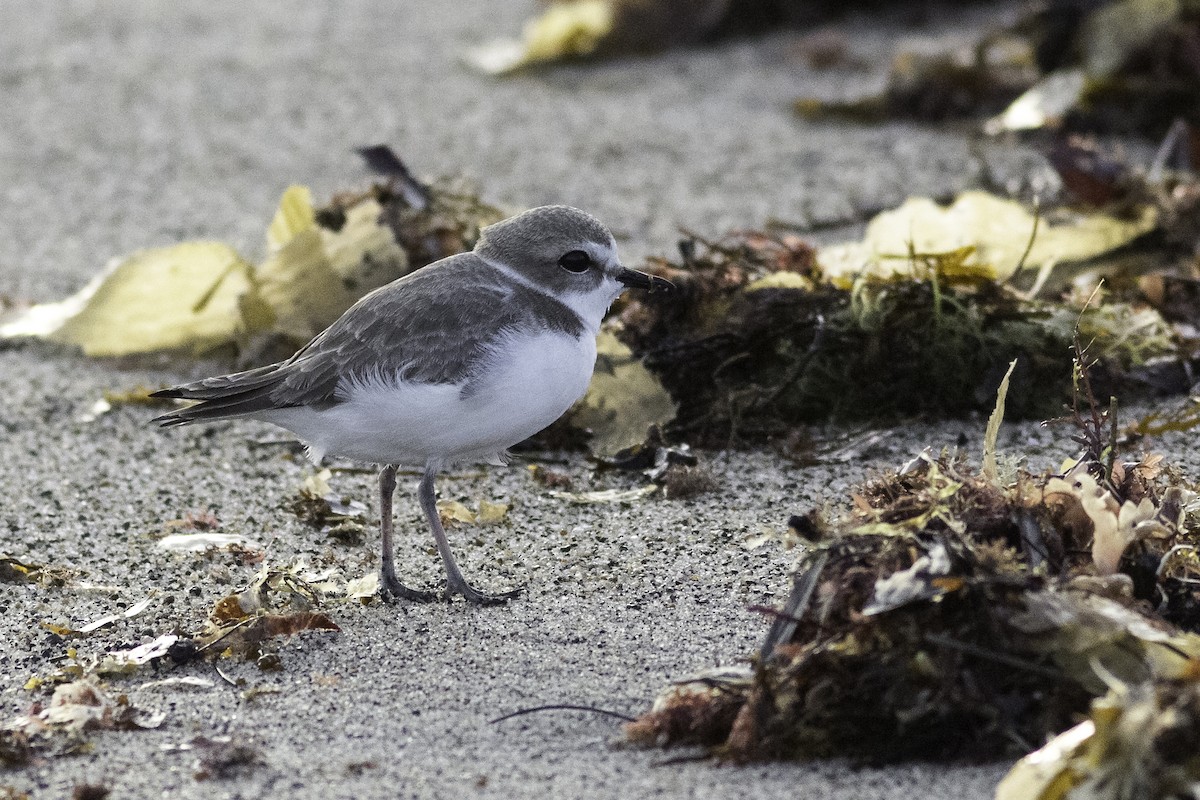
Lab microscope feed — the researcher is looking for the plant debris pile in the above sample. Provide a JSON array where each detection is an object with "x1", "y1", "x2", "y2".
[
  {"x1": 466, "y1": 0, "x2": 856, "y2": 74},
  {"x1": 1, "y1": 676, "x2": 165, "y2": 765},
  {"x1": 627, "y1": 382, "x2": 1200, "y2": 764},
  {"x1": 618, "y1": 171, "x2": 1200, "y2": 444},
  {"x1": 996, "y1": 672, "x2": 1200, "y2": 799},
  {"x1": 621, "y1": 230, "x2": 1065, "y2": 439}
]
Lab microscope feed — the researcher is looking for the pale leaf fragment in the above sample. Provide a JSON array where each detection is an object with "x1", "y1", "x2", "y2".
[
  {"x1": 982, "y1": 360, "x2": 1018, "y2": 484},
  {"x1": 256, "y1": 186, "x2": 408, "y2": 342},
  {"x1": 345, "y1": 572, "x2": 379, "y2": 600},
  {"x1": 437, "y1": 500, "x2": 477, "y2": 526},
  {"x1": 0, "y1": 242, "x2": 261, "y2": 356},
  {"x1": 549, "y1": 485, "x2": 657, "y2": 504},
  {"x1": 817, "y1": 191, "x2": 1156, "y2": 287},
  {"x1": 572, "y1": 329, "x2": 676, "y2": 456},
  {"x1": 995, "y1": 719, "x2": 1095, "y2": 800},
  {"x1": 476, "y1": 500, "x2": 510, "y2": 525},
  {"x1": 465, "y1": 0, "x2": 615, "y2": 74},
  {"x1": 984, "y1": 68, "x2": 1087, "y2": 134},
  {"x1": 158, "y1": 532, "x2": 254, "y2": 553},
  {"x1": 138, "y1": 677, "x2": 215, "y2": 691}
]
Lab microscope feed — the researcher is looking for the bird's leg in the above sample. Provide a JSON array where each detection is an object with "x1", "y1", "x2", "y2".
[
  {"x1": 378, "y1": 465, "x2": 437, "y2": 602},
  {"x1": 418, "y1": 463, "x2": 521, "y2": 606}
]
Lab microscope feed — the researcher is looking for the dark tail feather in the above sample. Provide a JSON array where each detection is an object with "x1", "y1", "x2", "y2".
[{"x1": 151, "y1": 364, "x2": 286, "y2": 427}]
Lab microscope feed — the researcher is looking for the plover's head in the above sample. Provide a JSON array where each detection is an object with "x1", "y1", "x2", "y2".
[{"x1": 475, "y1": 206, "x2": 672, "y2": 316}]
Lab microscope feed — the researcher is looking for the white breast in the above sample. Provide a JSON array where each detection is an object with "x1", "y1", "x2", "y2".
[{"x1": 258, "y1": 329, "x2": 596, "y2": 467}]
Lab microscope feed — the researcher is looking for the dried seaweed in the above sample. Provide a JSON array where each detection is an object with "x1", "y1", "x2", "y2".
[
  {"x1": 628, "y1": 365, "x2": 1200, "y2": 761},
  {"x1": 615, "y1": 179, "x2": 1200, "y2": 445},
  {"x1": 620, "y1": 237, "x2": 1082, "y2": 443},
  {"x1": 789, "y1": 1, "x2": 1200, "y2": 139},
  {"x1": 195, "y1": 564, "x2": 340, "y2": 667}
]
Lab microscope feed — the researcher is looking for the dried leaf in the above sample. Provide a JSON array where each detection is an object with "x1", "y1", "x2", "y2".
[
  {"x1": 256, "y1": 185, "x2": 408, "y2": 342},
  {"x1": 571, "y1": 329, "x2": 676, "y2": 456},
  {"x1": 995, "y1": 718, "x2": 1095, "y2": 800},
  {"x1": 98, "y1": 634, "x2": 181, "y2": 675},
  {"x1": 137, "y1": 677, "x2": 215, "y2": 691},
  {"x1": 549, "y1": 485, "x2": 657, "y2": 504},
  {"x1": 344, "y1": 573, "x2": 379, "y2": 600},
  {"x1": 437, "y1": 500, "x2": 477, "y2": 526},
  {"x1": 982, "y1": 359, "x2": 1018, "y2": 484},
  {"x1": 984, "y1": 69, "x2": 1087, "y2": 134},
  {"x1": 0, "y1": 242, "x2": 261, "y2": 356},
  {"x1": 466, "y1": 0, "x2": 616, "y2": 74},
  {"x1": 817, "y1": 191, "x2": 1157, "y2": 287},
  {"x1": 998, "y1": 674, "x2": 1200, "y2": 800},
  {"x1": 476, "y1": 500, "x2": 510, "y2": 525}
]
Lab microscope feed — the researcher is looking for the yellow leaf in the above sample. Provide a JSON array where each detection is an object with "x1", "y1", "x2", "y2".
[
  {"x1": 476, "y1": 500, "x2": 510, "y2": 525},
  {"x1": 817, "y1": 191, "x2": 1156, "y2": 288},
  {"x1": 0, "y1": 242, "x2": 260, "y2": 356},
  {"x1": 571, "y1": 329, "x2": 676, "y2": 456},
  {"x1": 256, "y1": 190, "x2": 408, "y2": 342},
  {"x1": 995, "y1": 720, "x2": 1093, "y2": 800},
  {"x1": 465, "y1": 0, "x2": 615, "y2": 74},
  {"x1": 267, "y1": 185, "x2": 317, "y2": 249},
  {"x1": 437, "y1": 500, "x2": 476, "y2": 526}
]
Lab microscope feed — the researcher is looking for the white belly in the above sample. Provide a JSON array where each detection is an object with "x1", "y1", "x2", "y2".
[{"x1": 258, "y1": 330, "x2": 596, "y2": 466}]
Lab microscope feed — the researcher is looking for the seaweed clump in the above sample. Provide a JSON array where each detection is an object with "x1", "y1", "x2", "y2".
[
  {"x1": 627, "y1": 378, "x2": 1200, "y2": 762},
  {"x1": 619, "y1": 227, "x2": 1181, "y2": 445}
]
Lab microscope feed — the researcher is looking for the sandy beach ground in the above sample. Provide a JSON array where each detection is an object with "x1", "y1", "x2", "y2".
[{"x1": 2, "y1": 2, "x2": 1183, "y2": 798}]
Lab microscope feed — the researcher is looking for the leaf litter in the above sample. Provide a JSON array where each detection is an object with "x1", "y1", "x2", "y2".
[
  {"x1": 8, "y1": 555, "x2": 351, "y2": 766},
  {"x1": 791, "y1": 0, "x2": 1200, "y2": 140},
  {"x1": 2, "y1": 676, "x2": 165, "y2": 764},
  {"x1": 195, "y1": 562, "x2": 340, "y2": 668},
  {"x1": 625, "y1": 353, "x2": 1200, "y2": 792},
  {"x1": 616, "y1": 170, "x2": 1200, "y2": 444},
  {"x1": 466, "y1": 0, "x2": 953, "y2": 75}
]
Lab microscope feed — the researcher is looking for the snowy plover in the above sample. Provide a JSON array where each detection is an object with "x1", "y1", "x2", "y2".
[{"x1": 153, "y1": 205, "x2": 673, "y2": 605}]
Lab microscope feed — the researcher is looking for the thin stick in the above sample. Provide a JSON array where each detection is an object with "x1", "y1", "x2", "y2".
[
  {"x1": 923, "y1": 633, "x2": 1064, "y2": 680},
  {"x1": 489, "y1": 704, "x2": 636, "y2": 725},
  {"x1": 1011, "y1": 196, "x2": 1041, "y2": 278}
]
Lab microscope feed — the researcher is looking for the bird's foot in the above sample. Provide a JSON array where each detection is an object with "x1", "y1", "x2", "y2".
[
  {"x1": 445, "y1": 578, "x2": 523, "y2": 606},
  {"x1": 380, "y1": 573, "x2": 439, "y2": 603}
]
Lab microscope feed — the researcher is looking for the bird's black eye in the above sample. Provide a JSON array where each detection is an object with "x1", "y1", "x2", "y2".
[{"x1": 558, "y1": 250, "x2": 592, "y2": 273}]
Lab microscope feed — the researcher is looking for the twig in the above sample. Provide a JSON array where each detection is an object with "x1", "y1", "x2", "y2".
[
  {"x1": 1010, "y1": 195, "x2": 1041, "y2": 279},
  {"x1": 213, "y1": 662, "x2": 238, "y2": 688},
  {"x1": 923, "y1": 633, "x2": 1065, "y2": 681},
  {"x1": 650, "y1": 752, "x2": 715, "y2": 767},
  {"x1": 489, "y1": 704, "x2": 636, "y2": 725},
  {"x1": 760, "y1": 551, "x2": 830, "y2": 660}
]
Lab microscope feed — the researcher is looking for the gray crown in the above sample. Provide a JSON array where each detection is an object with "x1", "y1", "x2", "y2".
[{"x1": 475, "y1": 205, "x2": 616, "y2": 293}]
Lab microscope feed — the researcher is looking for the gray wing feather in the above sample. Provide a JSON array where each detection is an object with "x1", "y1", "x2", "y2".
[{"x1": 152, "y1": 254, "x2": 522, "y2": 426}]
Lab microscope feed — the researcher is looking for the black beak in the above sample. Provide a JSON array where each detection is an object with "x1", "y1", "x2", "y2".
[{"x1": 616, "y1": 266, "x2": 675, "y2": 294}]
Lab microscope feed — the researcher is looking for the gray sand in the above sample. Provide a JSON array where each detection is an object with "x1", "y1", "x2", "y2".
[{"x1": 0, "y1": 2, "x2": 1181, "y2": 798}]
